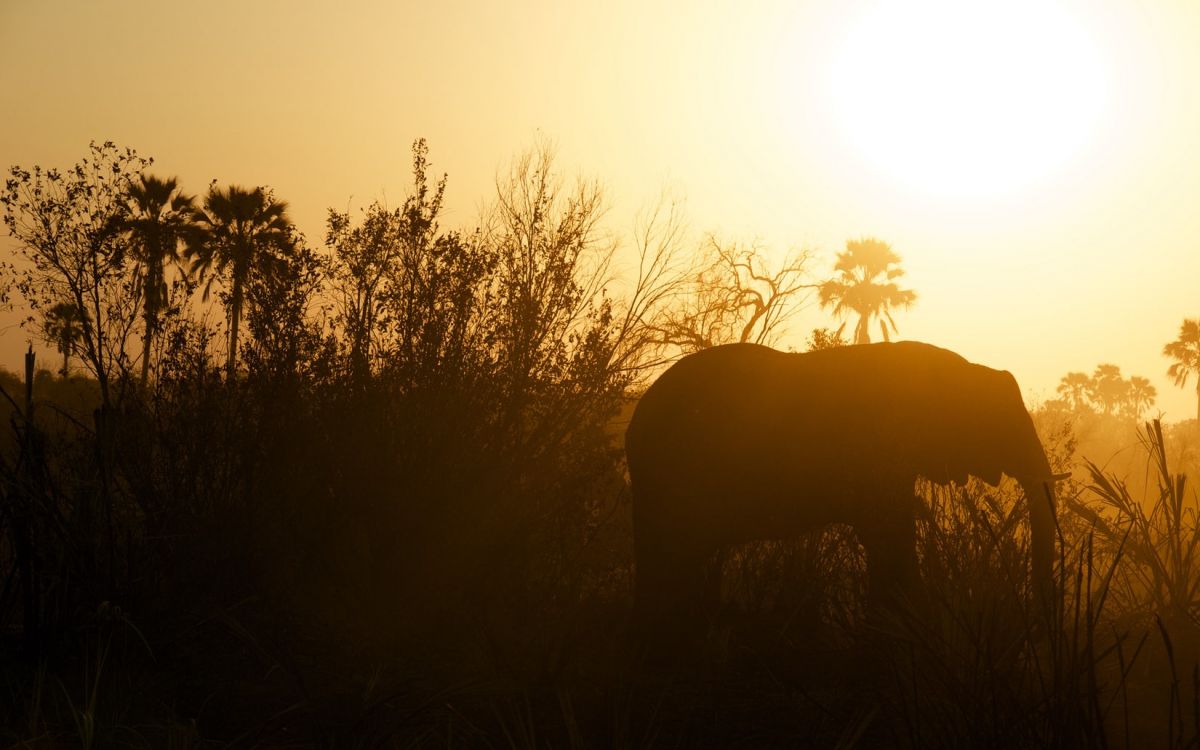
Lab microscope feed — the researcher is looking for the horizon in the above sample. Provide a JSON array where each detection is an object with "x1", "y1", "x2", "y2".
[{"x1": 3, "y1": 0, "x2": 1200, "y2": 420}]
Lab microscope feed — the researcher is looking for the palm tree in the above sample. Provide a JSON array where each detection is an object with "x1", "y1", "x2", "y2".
[
  {"x1": 818, "y1": 237, "x2": 917, "y2": 345},
  {"x1": 189, "y1": 185, "x2": 293, "y2": 378},
  {"x1": 41, "y1": 302, "x2": 87, "y2": 377},
  {"x1": 1089, "y1": 364, "x2": 1128, "y2": 415},
  {"x1": 1164, "y1": 318, "x2": 1200, "y2": 423},
  {"x1": 1056, "y1": 371, "x2": 1092, "y2": 412},
  {"x1": 1126, "y1": 375, "x2": 1157, "y2": 422},
  {"x1": 124, "y1": 175, "x2": 196, "y2": 382}
]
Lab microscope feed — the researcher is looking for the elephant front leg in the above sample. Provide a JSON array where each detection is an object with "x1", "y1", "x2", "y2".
[
  {"x1": 632, "y1": 538, "x2": 712, "y2": 655},
  {"x1": 856, "y1": 510, "x2": 921, "y2": 615}
]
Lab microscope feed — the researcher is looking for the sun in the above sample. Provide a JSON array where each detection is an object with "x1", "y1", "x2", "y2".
[{"x1": 830, "y1": 0, "x2": 1107, "y2": 198}]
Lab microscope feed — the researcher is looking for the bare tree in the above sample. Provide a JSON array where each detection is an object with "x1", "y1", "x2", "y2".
[
  {"x1": 604, "y1": 194, "x2": 694, "y2": 382},
  {"x1": 647, "y1": 235, "x2": 815, "y2": 353},
  {"x1": 487, "y1": 139, "x2": 617, "y2": 403}
]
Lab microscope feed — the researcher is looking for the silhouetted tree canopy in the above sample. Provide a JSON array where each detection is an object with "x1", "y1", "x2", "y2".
[
  {"x1": 40, "y1": 301, "x2": 87, "y2": 377},
  {"x1": 1, "y1": 141, "x2": 150, "y2": 405},
  {"x1": 120, "y1": 174, "x2": 197, "y2": 382},
  {"x1": 189, "y1": 184, "x2": 296, "y2": 378},
  {"x1": 1165, "y1": 318, "x2": 1200, "y2": 423},
  {"x1": 818, "y1": 236, "x2": 916, "y2": 345},
  {"x1": 1052, "y1": 364, "x2": 1157, "y2": 422}
]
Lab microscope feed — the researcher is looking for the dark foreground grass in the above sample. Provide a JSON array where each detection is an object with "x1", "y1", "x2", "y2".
[{"x1": 5, "y1": 418, "x2": 1200, "y2": 748}]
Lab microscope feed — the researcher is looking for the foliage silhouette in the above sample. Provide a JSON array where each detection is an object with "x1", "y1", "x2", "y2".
[
  {"x1": 1078, "y1": 420, "x2": 1200, "y2": 626},
  {"x1": 1128, "y1": 376, "x2": 1158, "y2": 422},
  {"x1": 818, "y1": 237, "x2": 917, "y2": 345},
  {"x1": 1165, "y1": 318, "x2": 1200, "y2": 423},
  {"x1": 188, "y1": 184, "x2": 295, "y2": 378},
  {"x1": 1090, "y1": 363, "x2": 1127, "y2": 415},
  {"x1": 325, "y1": 197, "x2": 402, "y2": 383},
  {"x1": 1058, "y1": 371, "x2": 1092, "y2": 411},
  {"x1": 2, "y1": 141, "x2": 150, "y2": 405},
  {"x1": 1053, "y1": 364, "x2": 1158, "y2": 422},
  {"x1": 120, "y1": 174, "x2": 197, "y2": 383},
  {"x1": 806, "y1": 325, "x2": 849, "y2": 352},
  {"x1": 40, "y1": 301, "x2": 87, "y2": 377}
]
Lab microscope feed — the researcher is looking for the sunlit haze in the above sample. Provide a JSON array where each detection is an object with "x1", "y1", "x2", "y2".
[
  {"x1": 2, "y1": 0, "x2": 1200, "y2": 419},
  {"x1": 8, "y1": 2, "x2": 1200, "y2": 743},
  {"x1": 831, "y1": 0, "x2": 1106, "y2": 197}
]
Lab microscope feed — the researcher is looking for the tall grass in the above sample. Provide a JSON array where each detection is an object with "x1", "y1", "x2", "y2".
[
  {"x1": 7, "y1": 368, "x2": 1200, "y2": 749},
  {"x1": 1075, "y1": 420, "x2": 1200, "y2": 748},
  {"x1": 701, "y1": 421, "x2": 1200, "y2": 749}
]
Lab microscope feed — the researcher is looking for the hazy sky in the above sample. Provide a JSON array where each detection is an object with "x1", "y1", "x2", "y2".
[{"x1": 3, "y1": 0, "x2": 1200, "y2": 421}]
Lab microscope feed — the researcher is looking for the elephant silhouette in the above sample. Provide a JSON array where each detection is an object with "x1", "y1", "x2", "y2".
[{"x1": 625, "y1": 341, "x2": 1059, "y2": 637}]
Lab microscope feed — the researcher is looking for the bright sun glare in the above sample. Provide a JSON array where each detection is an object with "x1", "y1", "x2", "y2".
[{"x1": 831, "y1": 0, "x2": 1107, "y2": 198}]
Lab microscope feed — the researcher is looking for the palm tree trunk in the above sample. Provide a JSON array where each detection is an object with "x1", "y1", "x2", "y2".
[
  {"x1": 1195, "y1": 379, "x2": 1199, "y2": 425},
  {"x1": 142, "y1": 263, "x2": 164, "y2": 384},
  {"x1": 61, "y1": 348, "x2": 69, "y2": 379},
  {"x1": 855, "y1": 315, "x2": 870, "y2": 345},
  {"x1": 141, "y1": 327, "x2": 152, "y2": 383},
  {"x1": 227, "y1": 276, "x2": 243, "y2": 379}
]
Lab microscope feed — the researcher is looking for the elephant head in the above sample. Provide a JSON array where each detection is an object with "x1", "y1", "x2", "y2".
[
  {"x1": 625, "y1": 341, "x2": 1059, "y2": 639},
  {"x1": 891, "y1": 356, "x2": 1060, "y2": 589}
]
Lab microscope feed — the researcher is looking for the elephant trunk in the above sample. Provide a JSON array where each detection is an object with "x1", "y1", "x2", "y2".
[
  {"x1": 1015, "y1": 436, "x2": 1062, "y2": 612},
  {"x1": 1019, "y1": 476, "x2": 1057, "y2": 599},
  {"x1": 998, "y1": 403, "x2": 1059, "y2": 607}
]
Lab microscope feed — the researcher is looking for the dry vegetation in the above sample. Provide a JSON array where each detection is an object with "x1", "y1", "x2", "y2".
[{"x1": 1, "y1": 141, "x2": 1199, "y2": 747}]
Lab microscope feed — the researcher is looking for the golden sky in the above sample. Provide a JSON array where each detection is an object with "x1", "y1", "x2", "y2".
[{"x1": 3, "y1": 0, "x2": 1200, "y2": 420}]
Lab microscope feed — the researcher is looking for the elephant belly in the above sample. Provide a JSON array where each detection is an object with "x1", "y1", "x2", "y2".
[{"x1": 635, "y1": 454, "x2": 874, "y2": 549}]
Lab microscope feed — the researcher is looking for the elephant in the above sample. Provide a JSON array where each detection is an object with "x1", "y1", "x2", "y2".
[{"x1": 624, "y1": 341, "x2": 1059, "y2": 636}]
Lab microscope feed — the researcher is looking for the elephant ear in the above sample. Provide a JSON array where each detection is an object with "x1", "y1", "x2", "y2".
[
  {"x1": 994, "y1": 369, "x2": 1055, "y2": 481},
  {"x1": 956, "y1": 366, "x2": 1008, "y2": 486},
  {"x1": 923, "y1": 363, "x2": 1027, "y2": 488}
]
